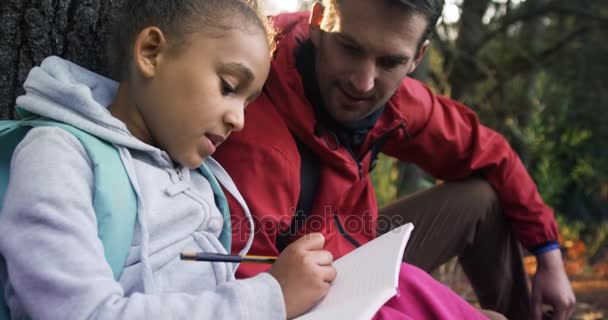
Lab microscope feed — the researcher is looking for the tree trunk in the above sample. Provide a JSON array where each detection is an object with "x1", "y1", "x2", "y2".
[
  {"x1": 510, "y1": 0, "x2": 547, "y2": 164},
  {"x1": 0, "y1": 0, "x2": 123, "y2": 120},
  {"x1": 447, "y1": 0, "x2": 491, "y2": 101}
]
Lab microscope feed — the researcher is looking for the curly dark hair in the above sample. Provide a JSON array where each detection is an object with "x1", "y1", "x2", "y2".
[{"x1": 107, "y1": 0, "x2": 276, "y2": 80}]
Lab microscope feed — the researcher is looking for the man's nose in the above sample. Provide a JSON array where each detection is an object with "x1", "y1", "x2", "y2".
[{"x1": 348, "y1": 61, "x2": 376, "y2": 94}]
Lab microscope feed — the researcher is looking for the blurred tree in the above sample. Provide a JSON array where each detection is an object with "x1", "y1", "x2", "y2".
[
  {"x1": 0, "y1": 0, "x2": 122, "y2": 119},
  {"x1": 413, "y1": 0, "x2": 608, "y2": 224}
]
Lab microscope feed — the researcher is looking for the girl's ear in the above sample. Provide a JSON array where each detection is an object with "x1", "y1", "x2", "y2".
[{"x1": 132, "y1": 26, "x2": 168, "y2": 79}]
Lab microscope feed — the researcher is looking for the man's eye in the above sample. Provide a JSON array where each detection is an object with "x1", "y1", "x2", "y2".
[
  {"x1": 340, "y1": 42, "x2": 361, "y2": 55},
  {"x1": 379, "y1": 59, "x2": 401, "y2": 70},
  {"x1": 220, "y1": 79, "x2": 236, "y2": 96}
]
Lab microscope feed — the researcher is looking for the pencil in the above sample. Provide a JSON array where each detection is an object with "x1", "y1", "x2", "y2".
[{"x1": 180, "y1": 252, "x2": 277, "y2": 264}]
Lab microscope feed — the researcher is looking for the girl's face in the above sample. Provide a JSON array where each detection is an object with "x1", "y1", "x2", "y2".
[{"x1": 131, "y1": 26, "x2": 270, "y2": 168}]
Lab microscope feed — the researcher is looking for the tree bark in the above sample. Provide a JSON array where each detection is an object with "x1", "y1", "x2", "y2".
[
  {"x1": 0, "y1": 0, "x2": 123, "y2": 120},
  {"x1": 446, "y1": 0, "x2": 491, "y2": 101}
]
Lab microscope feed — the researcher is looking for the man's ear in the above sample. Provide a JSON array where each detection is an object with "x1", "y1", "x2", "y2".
[
  {"x1": 309, "y1": 1, "x2": 325, "y2": 47},
  {"x1": 408, "y1": 39, "x2": 430, "y2": 74},
  {"x1": 132, "y1": 26, "x2": 167, "y2": 79}
]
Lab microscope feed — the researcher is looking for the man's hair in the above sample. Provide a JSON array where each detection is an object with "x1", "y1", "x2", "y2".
[
  {"x1": 321, "y1": 0, "x2": 445, "y2": 49},
  {"x1": 107, "y1": 0, "x2": 275, "y2": 80}
]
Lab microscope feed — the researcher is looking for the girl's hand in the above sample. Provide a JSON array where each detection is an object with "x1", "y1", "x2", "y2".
[{"x1": 268, "y1": 233, "x2": 337, "y2": 319}]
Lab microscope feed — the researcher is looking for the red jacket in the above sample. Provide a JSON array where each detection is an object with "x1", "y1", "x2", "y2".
[{"x1": 214, "y1": 12, "x2": 558, "y2": 278}]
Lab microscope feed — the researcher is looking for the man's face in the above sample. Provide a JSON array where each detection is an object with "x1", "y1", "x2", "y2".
[{"x1": 310, "y1": 0, "x2": 429, "y2": 124}]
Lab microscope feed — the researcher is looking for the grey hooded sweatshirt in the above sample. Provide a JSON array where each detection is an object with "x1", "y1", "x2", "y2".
[{"x1": 0, "y1": 56, "x2": 285, "y2": 319}]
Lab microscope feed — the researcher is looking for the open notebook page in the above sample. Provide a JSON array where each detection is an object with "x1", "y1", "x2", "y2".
[{"x1": 295, "y1": 223, "x2": 414, "y2": 320}]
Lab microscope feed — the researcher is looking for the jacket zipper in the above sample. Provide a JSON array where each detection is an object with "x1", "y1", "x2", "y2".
[
  {"x1": 347, "y1": 121, "x2": 408, "y2": 179},
  {"x1": 333, "y1": 211, "x2": 362, "y2": 248},
  {"x1": 319, "y1": 121, "x2": 410, "y2": 180},
  {"x1": 333, "y1": 124, "x2": 406, "y2": 248},
  {"x1": 364, "y1": 121, "x2": 410, "y2": 172},
  {"x1": 344, "y1": 146, "x2": 364, "y2": 179}
]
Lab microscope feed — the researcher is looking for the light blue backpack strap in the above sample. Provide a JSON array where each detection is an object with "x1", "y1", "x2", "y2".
[
  {"x1": 1, "y1": 118, "x2": 137, "y2": 280},
  {"x1": 48, "y1": 122, "x2": 137, "y2": 280},
  {"x1": 199, "y1": 163, "x2": 231, "y2": 253},
  {"x1": 0, "y1": 120, "x2": 25, "y2": 320},
  {"x1": 0, "y1": 121, "x2": 32, "y2": 205}
]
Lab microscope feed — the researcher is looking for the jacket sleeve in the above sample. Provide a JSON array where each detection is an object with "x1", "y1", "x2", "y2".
[
  {"x1": 0, "y1": 127, "x2": 285, "y2": 320},
  {"x1": 381, "y1": 79, "x2": 559, "y2": 249}
]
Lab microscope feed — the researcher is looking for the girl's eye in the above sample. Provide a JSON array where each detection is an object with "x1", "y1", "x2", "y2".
[{"x1": 220, "y1": 78, "x2": 236, "y2": 96}]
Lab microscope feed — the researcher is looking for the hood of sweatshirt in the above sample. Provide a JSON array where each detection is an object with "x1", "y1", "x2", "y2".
[{"x1": 16, "y1": 56, "x2": 159, "y2": 154}]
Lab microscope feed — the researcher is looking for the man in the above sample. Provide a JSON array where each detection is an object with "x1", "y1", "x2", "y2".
[{"x1": 215, "y1": 0, "x2": 576, "y2": 318}]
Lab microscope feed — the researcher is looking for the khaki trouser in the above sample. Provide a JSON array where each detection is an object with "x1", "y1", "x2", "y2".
[{"x1": 378, "y1": 178, "x2": 530, "y2": 320}]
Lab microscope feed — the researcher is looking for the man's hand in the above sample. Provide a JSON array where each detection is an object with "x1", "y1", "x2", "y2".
[{"x1": 531, "y1": 249, "x2": 576, "y2": 320}]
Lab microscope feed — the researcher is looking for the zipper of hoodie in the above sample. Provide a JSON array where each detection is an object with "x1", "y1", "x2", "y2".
[{"x1": 176, "y1": 168, "x2": 184, "y2": 181}]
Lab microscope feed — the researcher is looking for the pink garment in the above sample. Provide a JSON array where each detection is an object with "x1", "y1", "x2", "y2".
[{"x1": 373, "y1": 263, "x2": 488, "y2": 320}]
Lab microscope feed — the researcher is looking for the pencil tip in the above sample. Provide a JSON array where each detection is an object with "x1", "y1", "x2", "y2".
[{"x1": 180, "y1": 252, "x2": 195, "y2": 260}]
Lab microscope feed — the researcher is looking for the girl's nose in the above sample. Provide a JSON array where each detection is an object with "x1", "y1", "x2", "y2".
[{"x1": 224, "y1": 103, "x2": 245, "y2": 132}]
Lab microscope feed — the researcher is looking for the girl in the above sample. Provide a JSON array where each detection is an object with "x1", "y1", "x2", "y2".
[{"x1": 0, "y1": 0, "x2": 334, "y2": 319}]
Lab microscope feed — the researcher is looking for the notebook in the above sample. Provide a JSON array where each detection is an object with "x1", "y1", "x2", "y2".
[{"x1": 295, "y1": 223, "x2": 414, "y2": 320}]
